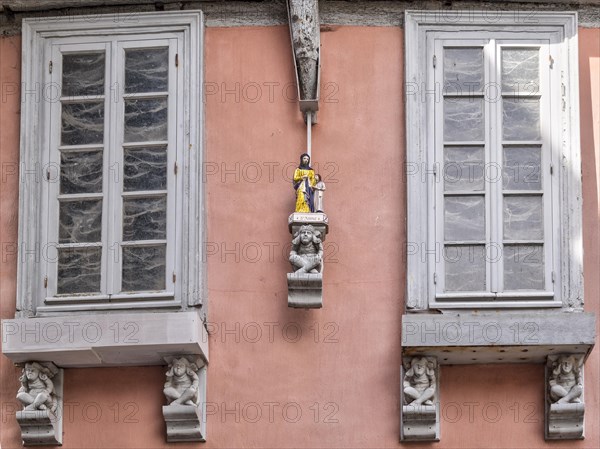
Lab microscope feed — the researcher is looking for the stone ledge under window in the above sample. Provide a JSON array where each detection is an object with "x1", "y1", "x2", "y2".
[
  {"x1": 1, "y1": 310, "x2": 208, "y2": 367},
  {"x1": 402, "y1": 311, "x2": 595, "y2": 364}
]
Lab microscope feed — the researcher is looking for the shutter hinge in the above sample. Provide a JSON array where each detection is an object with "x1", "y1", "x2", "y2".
[
  {"x1": 49, "y1": 60, "x2": 53, "y2": 74},
  {"x1": 549, "y1": 55, "x2": 554, "y2": 69},
  {"x1": 175, "y1": 53, "x2": 179, "y2": 67},
  {"x1": 174, "y1": 162, "x2": 178, "y2": 175},
  {"x1": 172, "y1": 272, "x2": 176, "y2": 283},
  {"x1": 46, "y1": 169, "x2": 50, "y2": 180},
  {"x1": 433, "y1": 55, "x2": 437, "y2": 68},
  {"x1": 552, "y1": 271, "x2": 555, "y2": 283},
  {"x1": 433, "y1": 164, "x2": 437, "y2": 177},
  {"x1": 550, "y1": 164, "x2": 554, "y2": 175},
  {"x1": 433, "y1": 273, "x2": 438, "y2": 284},
  {"x1": 44, "y1": 276, "x2": 48, "y2": 288}
]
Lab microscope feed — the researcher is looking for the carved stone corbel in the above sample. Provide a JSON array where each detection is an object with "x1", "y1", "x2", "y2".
[
  {"x1": 287, "y1": 0, "x2": 320, "y2": 122},
  {"x1": 287, "y1": 213, "x2": 328, "y2": 308},
  {"x1": 15, "y1": 361, "x2": 63, "y2": 446},
  {"x1": 162, "y1": 355, "x2": 207, "y2": 442},
  {"x1": 545, "y1": 354, "x2": 585, "y2": 440},
  {"x1": 401, "y1": 356, "x2": 439, "y2": 441}
]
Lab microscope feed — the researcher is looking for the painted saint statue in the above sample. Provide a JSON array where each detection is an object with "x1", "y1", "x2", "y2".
[{"x1": 293, "y1": 153, "x2": 316, "y2": 213}]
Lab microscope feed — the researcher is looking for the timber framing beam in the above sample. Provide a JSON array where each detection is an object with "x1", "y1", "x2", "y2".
[
  {"x1": 2, "y1": 0, "x2": 600, "y2": 13},
  {"x1": 2, "y1": 2, "x2": 600, "y2": 35}
]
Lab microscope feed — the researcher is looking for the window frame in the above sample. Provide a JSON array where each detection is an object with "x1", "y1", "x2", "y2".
[
  {"x1": 17, "y1": 12, "x2": 205, "y2": 316},
  {"x1": 405, "y1": 11, "x2": 583, "y2": 310}
]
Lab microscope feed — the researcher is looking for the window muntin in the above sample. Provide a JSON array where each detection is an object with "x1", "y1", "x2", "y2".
[
  {"x1": 45, "y1": 37, "x2": 182, "y2": 303},
  {"x1": 431, "y1": 35, "x2": 558, "y2": 303}
]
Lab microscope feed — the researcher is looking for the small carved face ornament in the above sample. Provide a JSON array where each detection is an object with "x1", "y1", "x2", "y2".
[
  {"x1": 173, "y1": 361, "x2": 187, "y2": 376},
  {"x1": 413, "y1": 361, "x2": 426, "y2": 375},
  {"x1": 561, "y1": 360, "x2": 573, "y2": 373},
  {"x1": 300, "y1": 229, "x2": 313, "y2": 244},
  {"x1": 25, "y1": 366, "x2": 39, "y2": 380}
]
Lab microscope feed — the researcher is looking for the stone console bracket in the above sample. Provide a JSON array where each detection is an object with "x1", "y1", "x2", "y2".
[
  {"x1": 545, "y1": 354, "x2": 586, "y2": 439},
  {"x1": 287, "y1": 213, "x2": 329, "y2": 309},
  {"x1": 401, "y1": 356, "x2": 440, "y2": 441},
  {"x1": 15, "y1": 362, "x2": 63, "y2": 446},
  {"x1": 162, "y1": 356, "x2": 207, "y2": 442},
  {"x1": 287, "y1": 273, "x2": 323, "y2": 308},
  {"x1": 286, "y1": 0, "x2": 321, "y2": 121},
  {"x1": 401, "y1": 311, "x2": 595, "y2": 441}
]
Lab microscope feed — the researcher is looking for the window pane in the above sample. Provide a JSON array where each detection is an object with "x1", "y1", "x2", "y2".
[
  {"x1": 444, "y1": 245, "x2": 486, "y2": 291},
  {"x1": 125, "y1": 48, "x2": 169, "y2": 93},
  {"x1": 503, "y1": 98, "x2": 540, "y2": 141},
  {"x1": 61, "y1": 102, "x2": 104, "y2": 145},
  {"x1": 503, "y1": 146, "x2": 541, "y2": 190},
  {"x1": 503, "y1": 195, "x2": 543, "y2": 240},
  {"x1": 59, "y1": 200, "x2": 102, "y2": 243},
  {"x1": 57, "y1": 247, "x2": 101, "y2": 294},
  {"x1": 124, "y1": 98, "x2": 168, "y2": 142},
  {"x1": 444, "y1": 146, "x2": 485, "y2": 191},
  {"x1": 501, "y1": 48, "x2": 539, "y2": 92},
  {"x1": 443, "y1": 48, "x2": 484, "y2": 93},
  {"x1": 123, "y1": 196, "x2": 167, "y2": 241},
  {"x1": 444, "y1": 98, "x2": 484, "y2": 142},
  {"x1": 62, "y1": 52, "x2": 105, "y2": 97},
  {"x1": 124, "y1": 147, "x2": 167, "y2": 191},
  {"x1": 503, "y1": 244, "x2": 544, "y2": 290},
  {"x1": 444, "y1": 196, "x2": 485, "y2": 241},
  {"x1": 60, "y1": 151, "x2": 103, "y2": 194},
  {"x1": 122, "y1": 245, "x2": 166, "y2": 291}
]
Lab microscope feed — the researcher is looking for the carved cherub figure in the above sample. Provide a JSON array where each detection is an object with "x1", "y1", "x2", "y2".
[
  {"x1": 549, "y1": 355, "x2": 583, "y2": 404},
  {"x1": 16, "y1": 362, "x2": 57, "y2": 412},
  {"x1": 403, "y1": 357, "x2": 436, "y2": 406},
  {"x1": 289, "y1": 224, "x2": 323, "y2": 274},
  {"x1": 163, "y1": 357, "x2": 200, "y2": 406}
]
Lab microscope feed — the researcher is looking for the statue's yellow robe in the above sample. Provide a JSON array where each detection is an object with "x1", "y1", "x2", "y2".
[{"x1": 293, "y1": 168, "x2": 315, "y2": 213}]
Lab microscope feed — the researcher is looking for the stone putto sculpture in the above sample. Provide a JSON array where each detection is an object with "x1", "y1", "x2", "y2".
[
  {"x1": 15, "y1": 361, "x2": 63, "y2": 445},
  {"x1": 162, "y1": 356, "x2": 206, "y2": 442},
  {"x1": 17, "y1": 362, "x2": 58, "y2": 412},
  {"x1": 289, "y1": 224, "x2": 323, "y2": 274},
  {"x1": 403, "y1": 356, "x2": 436, "y2": 406},
  {"x1": 163, "y1": 357, "x2": 200, "y2": 406},
  {"x1": 401, "y1": 356, "x2": 439, "y2": 441},
  {"x1": 549, "y1": 355, "x2": 583, "y2": 404},
  {"x1": 545, "y1": 354, "x2": 586, "y2": 440}
]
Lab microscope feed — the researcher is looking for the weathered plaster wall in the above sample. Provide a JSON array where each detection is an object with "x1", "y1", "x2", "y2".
[
  {"x1": 2, "y1": 1, "x2": 600, "y2": 34},
  {"x1": 579, "y1": 25, "x2": 600, "y2": 445},
  {"x1": 202, "y1": 25, "x2": 405, "y2": 447},
  {"x1": 0, "y1": 24, "x2": 598, "y2": 449}
]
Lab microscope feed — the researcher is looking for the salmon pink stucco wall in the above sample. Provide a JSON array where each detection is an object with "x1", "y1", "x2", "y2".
[
  {"x1": 0, "y1": 33, "x2": 22, "y2": 447},
  {"x1": 0, "y1": 25, "x2": 598, "y2": 449}
]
